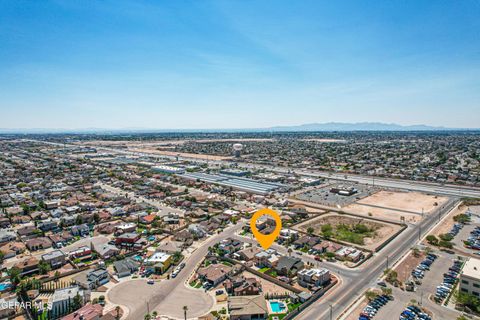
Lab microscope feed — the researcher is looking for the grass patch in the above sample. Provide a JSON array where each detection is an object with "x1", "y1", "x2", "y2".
[
  {"x1": 259, "y1": 267, "x2": 269, "y2": 273},
  {"x1": 189, "y1": 280, "x2": 202, "y2": 288},
  {"x1": 322, "y1": 223, "x2": 377, "y2": 245},
  {"x1": 269, "y1": 315, "x2": 286, "y2": 320},
  {"x1": 287, "y1": 302, "x2": 302, "y2": 312}
]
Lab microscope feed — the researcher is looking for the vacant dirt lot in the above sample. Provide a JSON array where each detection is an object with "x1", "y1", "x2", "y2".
[
  {"x1": 131, "y1": 147, "x2": 231, "y2": 160},
  {"x1": 356, "y1": 191, "x2": 448, "y2": 214},
  {"x1": 344, "y1": 203, "x2": 421, "y2": 223},
  {"x1": 294, "y1": 213, "x2": 402, "y2": 251},
  {"x1": 426, "y1": 202, "x2": 467, "y2": 238}
]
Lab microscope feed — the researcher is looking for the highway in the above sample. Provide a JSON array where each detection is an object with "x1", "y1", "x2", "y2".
[{"x1": 22, "y1": 138, "x2": 480, "y2": 199}]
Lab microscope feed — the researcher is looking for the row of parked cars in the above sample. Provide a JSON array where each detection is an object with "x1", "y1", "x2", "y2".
[
  {"x1": 411, "y1": 253, "x2": 437, "y2": 281},
  {"x1": 466, "y1": 226, "x2": 480, "y2": 251},
  {"x1": 171, "y1": 262, "x2": 186, "y2": 278},
  {"x1": 448, "y1": 222, "x2": 464, "y2": 238},
  {"x1": 399, "y1": 305, "x2": 432, "y2": 320},
  {"x1": 435, "y1": 259, "x2": 463, "y2": 302},
  {"x1": 358, "y1": 294, "x2": 392, "y2": 320}
]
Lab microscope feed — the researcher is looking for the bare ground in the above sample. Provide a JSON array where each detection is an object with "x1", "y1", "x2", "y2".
[{"x1": 294, "y1": 213, "x2": 401, "y2": 251}]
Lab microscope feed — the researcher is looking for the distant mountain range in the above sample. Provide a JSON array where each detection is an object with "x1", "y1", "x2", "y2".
[
  {"x1": 0, "y1": 122, "x2": 477, "y2": 134},
  {"x1": 266, "y1": 122, "x2": 457, "y2": 132}
]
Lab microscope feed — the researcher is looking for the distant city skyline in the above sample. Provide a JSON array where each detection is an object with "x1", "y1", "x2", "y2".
[{"x1": 1, "y1": 1, "x2": 479, "y2": 129}]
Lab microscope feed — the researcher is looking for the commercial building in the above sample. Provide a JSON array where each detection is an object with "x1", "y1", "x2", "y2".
[
  {"x1": 152, "y1": 165, "x2": 185, "y2": 174},
  {"x1": 178, "y1": 172, "x2": 288, "y2": 195},
  {"x1": 460, "y1": 257, "x2": 480, "y2": 297}
]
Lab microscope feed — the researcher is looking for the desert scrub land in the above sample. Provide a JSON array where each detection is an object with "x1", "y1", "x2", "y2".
[{"x1": 295, "y1": 213, "x2": 402, "y2": 250}]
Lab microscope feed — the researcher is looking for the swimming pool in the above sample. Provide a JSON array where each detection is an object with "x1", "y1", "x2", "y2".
[
  {"x1": 269, "y1": 301, "x2": 286, "y2": 313},
  {"x1": 0, "y1": 283, "x2": 12, "y2": 291}
]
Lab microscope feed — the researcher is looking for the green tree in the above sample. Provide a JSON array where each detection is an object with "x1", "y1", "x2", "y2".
[
  {"x1": 307, "y1": 227, "x2": 314, "y2": 235},
  {"x1": 38, "y1": 260, "x2": 52, "y2": 275},
  {"x1": 9, "y1": 267, "x2": 22, "y2": 286},
  {"x1": 365, "y1": 291, "x2": 378, "y2": 301},
  {"x1": 426, "y1": 235, "x2": 439, "y2": 246}
]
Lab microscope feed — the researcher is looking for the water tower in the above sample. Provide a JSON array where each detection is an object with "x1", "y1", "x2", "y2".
[{"x1": 232, "y1": 143, "x2": 243, "y2": 158}]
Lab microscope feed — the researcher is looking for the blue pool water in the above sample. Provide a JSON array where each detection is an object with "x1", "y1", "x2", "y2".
[
  {"x1": 270, "y1": 301, "x2": 286, "y2": 313},
  {"x1": 0, "y1": 283, "x2": 12, "y2": 291}
]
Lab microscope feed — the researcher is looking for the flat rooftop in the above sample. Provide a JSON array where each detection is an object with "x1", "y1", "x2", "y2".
[
  {"x1": 463, "y1": 257, "x2": 480, "y2": 279},
  {"x1": 178, "y1": 172, "x2": 288, "y2": 195}
]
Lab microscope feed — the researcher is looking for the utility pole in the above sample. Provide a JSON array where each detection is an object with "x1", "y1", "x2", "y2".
[
  {"x1": 418, "y1": 225, "x2": 422, "y2": 240},
  {"x1": 329, "y1": 304, "x2": 333, "y2": 320},
  {"x1": 386, "y1": 256, "x2": 389, "y2": 270}
]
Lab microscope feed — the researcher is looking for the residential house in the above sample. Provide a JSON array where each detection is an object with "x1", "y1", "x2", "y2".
[
  {"x1": 41, "y1": 250, "x2": 66, "y2": 269},
  {"x1": 233, "y1": 247, "x2": 262, "y2": 262},
  {"x1": 114, "y1": 258, "x2": 139, "y2": 278},
  {"x1": 197, "y1": 263, "x2": 233, "y2": 286},
  {"x1": 188, "y1": 224, "x2": 207, "y2": 238},
  {"x1": 115, "y1": 232, "x2": 141, "y2": 247},
  {"x1": 17, "y1": 225, "x2": 39, "y2": 239},
  {"x1": 48, "y1": 286, "x2": 86, "y2": 319},
  {"x1": 297, "y1": 268, "x2": 331, "y2": 289},
  {"x1": 68, "y1": 246, "x2": 92, "y2": 261},
  {"x1": 71, "y1": 224, "x2": 90, "y2": 237},
  {"x1": 14, "y1": 257, "x2": 39, "y2": 275},
  {"x1": 274, "y1": 256, "x2": 304, "y2": 276},
  {"x1": 156, "y1": 240, "x2": 184, "y2": 254},
  {"x1": 254, "y1": 249, "x2": 279, "y2": 269},
  {"x1": 293, "y1": 236, "x2": 321, "y2": 250},
  {"x1": 93, "y1": 243, "x2": 119, "y2": 260},
  {"x1": 228, "y1": 295, "x2": 268, "y2": 320},
  {"x1": 224, "y1": 276, "x2": 261, "y2": 296},
  {"x1": 60, "y1": 303, "x2": 103, "y2": 320},
  {"x1": 144, "y1": 252, "x2": 172, "y2": 274},
  {"x1": 218, "y1": 238, "x2": 243, "y2": 255},
  {"x1": 26, "y1": 237, "x2": 52, "y2": 251},
  {"x1": 0, "y1": 229, "x2": 17, "y2": 244},
  {"x1": 74, "y1": 268, "x2": 110, "y2": 290},
  {"x1": 0, "y1": 241, "x2": 26, "y2": 258}
]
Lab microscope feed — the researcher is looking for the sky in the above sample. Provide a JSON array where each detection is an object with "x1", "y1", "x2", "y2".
[{"x1": 0, "y1": 0, "x2": 479, "y2": 130}]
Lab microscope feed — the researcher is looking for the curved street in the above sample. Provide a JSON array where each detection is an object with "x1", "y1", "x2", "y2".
[{"x1": 108, "y1": 223, "x2": 244, "y2": 319}]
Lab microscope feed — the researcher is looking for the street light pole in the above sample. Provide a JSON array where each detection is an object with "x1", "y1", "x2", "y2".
[{"x1": 329, "y1": 304, "x2": 333, "y2": 320}]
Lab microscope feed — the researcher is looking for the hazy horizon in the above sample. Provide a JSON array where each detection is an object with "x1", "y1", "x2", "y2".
[{"x1": 1, "y1": 1, "x2": 479, "y2": 129}]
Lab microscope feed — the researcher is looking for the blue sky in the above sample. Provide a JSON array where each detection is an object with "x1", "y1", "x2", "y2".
[{"x1": 0, "y1": 0, "x2": 479, "y2": 129}]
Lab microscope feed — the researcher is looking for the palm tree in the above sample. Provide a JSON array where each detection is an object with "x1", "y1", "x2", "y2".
[
  {"x1": 183, "y1": 306, "x2": 188, "y2": 320},
  {"x1": 115, "y1": 306, "x2": 121, "y2": 320}
]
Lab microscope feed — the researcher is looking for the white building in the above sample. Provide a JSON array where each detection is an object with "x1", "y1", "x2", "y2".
[
  {"x1": 460, "y1": 258, "x2": 480, "y2": 297},
  {"x1": 152, "y1": 165, "x2": 185, "y2": 174}
]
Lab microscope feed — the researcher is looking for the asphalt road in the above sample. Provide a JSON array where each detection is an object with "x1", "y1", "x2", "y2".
[{"x1": 294, "y1": 198, "x2": 459, "y2": 320}]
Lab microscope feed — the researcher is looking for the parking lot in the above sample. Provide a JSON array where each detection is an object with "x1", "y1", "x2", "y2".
[
  {"x1": 374, "y1": 250, "x2": 463, "y2": 320},
  {"x1": 453, "y1": 208, "x2": 480, "y2": 255},
  {"x1": 295, "y1": 183, "x2": 376, "y2": 207}
]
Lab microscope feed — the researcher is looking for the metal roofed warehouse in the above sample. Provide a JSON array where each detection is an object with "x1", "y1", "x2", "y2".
[{"x1": 178, "y1": 172, "x2": 288, "y2": 195}]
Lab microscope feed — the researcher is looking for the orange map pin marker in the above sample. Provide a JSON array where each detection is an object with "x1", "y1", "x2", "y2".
[{"x1": 250, "y1": 208, "x2": 282, "y2": 250}]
